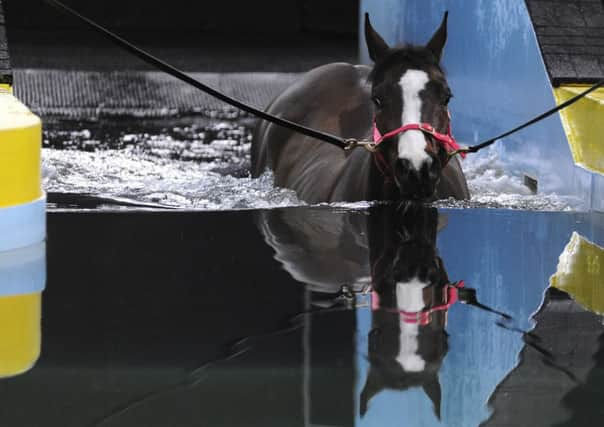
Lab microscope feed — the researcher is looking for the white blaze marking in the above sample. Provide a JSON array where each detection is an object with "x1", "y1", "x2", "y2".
[
  {"x1": 396, "y1": 278, "x2": 426, "y2": 312},
  {"x1": 398, "y1": 70, "x2": 431, "y2": 170},
  {"x1": 395, "y1": 278, "x2": 427, "y2": 372}
]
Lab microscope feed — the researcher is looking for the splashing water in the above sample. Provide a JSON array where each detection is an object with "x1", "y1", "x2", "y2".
[
  {"x1": 42, "y1": 117, "x2": 583, "y2": 211},
  {"x1": 455, "y1": 150, "x2": 584, "y2": 211},
  {"x1": 43, "y1": 147, "x2": 303, "y2": 210}
]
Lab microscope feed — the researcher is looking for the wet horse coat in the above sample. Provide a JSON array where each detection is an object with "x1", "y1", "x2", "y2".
[{"x1": 252, "y1": 14, "x2": 470, "y2": 203}]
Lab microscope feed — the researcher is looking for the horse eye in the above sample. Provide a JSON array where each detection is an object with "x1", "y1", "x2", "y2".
[
  {"x1": 372, "y1": 96, "x2": 382, "y2": 108},
  {"x1": 443, "y1": 93, "x2": 453, "y2": 105}
]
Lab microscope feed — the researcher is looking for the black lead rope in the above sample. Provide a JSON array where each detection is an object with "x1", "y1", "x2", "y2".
[
  {"x1": 43, "y1": 0, "x2": 350, "y2": 150},
  {"x1": 44, "y1": 0, "x2": 603, "y2": 157}
]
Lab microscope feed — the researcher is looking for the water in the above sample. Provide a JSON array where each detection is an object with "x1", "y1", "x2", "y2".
[
  {"x1": 6, "y1": 113, "x2": 599, "y2": 425},
  {"x1": 42, "y1": 116, "x2": 584, "y2": 211},
  {"x1": 1, "y1": 205, "x2": 603, "y2": 426},
  {"x1": 43, "y1": 116, "x2": 304, "y2": 210}
]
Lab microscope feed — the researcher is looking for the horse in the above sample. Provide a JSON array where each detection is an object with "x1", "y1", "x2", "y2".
[
  {"x1": 360, "y1": 202, "x2": 453, "y2": 418},
  {"x1": 252, "y1": 13, "x2": 470, "y2": 203},
  {"x1": 256, "y1": 203, "x2": 458, "y2": 418}
]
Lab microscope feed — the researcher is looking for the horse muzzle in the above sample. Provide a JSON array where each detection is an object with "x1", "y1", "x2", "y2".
[{"x1": 394, "y1": 159, "x2": 441, "y2": 201}]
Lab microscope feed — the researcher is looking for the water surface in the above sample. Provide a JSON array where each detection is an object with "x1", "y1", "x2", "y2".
[
  {"x1": 1, "y1": 205, "x2": 603, "y2": 426},
  {"x1": 42, "y1": 117, "x2": 585, "y2": 211}
]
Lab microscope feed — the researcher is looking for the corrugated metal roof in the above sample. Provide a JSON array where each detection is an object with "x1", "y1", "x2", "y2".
[
  {"x1": 526, "y1": 0, "x2": 604, "y2": 85},
  {"x1": 0, "y1": 0, "x2": 11, "y2": 84}
]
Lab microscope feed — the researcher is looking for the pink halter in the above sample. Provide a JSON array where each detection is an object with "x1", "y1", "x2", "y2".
[
  {"x1": 371, "y1": 281, "x2": 465, "y2": 326},
  {"x1": 372, "y1": 112, "x2": 466, "y2": 159}
]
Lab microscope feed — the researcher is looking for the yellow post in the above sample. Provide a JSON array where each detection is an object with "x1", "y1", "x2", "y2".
[
  {"x1": 0, "y1": 86, "x2": 42, "y2": 207},
  {"x1": 0, "y1": 294, "x2": 42, "y2": 378},
  {"x1": 554, "y1": 85, "x2": 604, "y2": 176},
  {"x1": 0, "y1": 82, "x2": 45, "y2": 378}
]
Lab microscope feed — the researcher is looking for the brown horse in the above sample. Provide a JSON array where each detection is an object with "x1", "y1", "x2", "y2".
[{"x1": 252, "y1": 13, "x2": 469, "y2": 203}]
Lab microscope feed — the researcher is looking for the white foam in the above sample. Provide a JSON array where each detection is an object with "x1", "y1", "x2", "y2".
[
  {"x1": 42, "y1": 124, "x2": 586, "y2": 212},
  {"x1": 446, "y1": 149, "x2": 587, "y2": 211},
  {"x1": 43, "y1": 147, "x2": 304, "y2": 210}
]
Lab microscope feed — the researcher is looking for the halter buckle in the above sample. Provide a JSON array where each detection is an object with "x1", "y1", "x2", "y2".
[{"x1": 420, "y1": 123, "x2": 435, "y2": 135}]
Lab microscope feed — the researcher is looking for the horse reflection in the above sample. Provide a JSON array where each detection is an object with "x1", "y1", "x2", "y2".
[
  {"x1": 361, "y1": 203, "x2": 455, "y2": 418},
  {"x1": 257, "y1": 206, "x2": 371, "y2": 296},
  {"x1": 257, "y1": 202, "x2": 457, "y2": 418}
]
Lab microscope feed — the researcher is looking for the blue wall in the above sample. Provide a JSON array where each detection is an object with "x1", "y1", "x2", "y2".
[{"x1": 360, "y1": 0, "x2": 603, "y2": 211}]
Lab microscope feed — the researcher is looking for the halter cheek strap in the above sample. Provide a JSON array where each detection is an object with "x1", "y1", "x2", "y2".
[{"x1": 371, "y1": 280, "x2": 465, "y2": 326}]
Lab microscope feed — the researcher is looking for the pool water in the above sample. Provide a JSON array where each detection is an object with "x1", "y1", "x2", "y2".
[
  {"x1": 3, "y1": 109, "x2": 603, "y2": 426},
  {"x1": 42, "y1": 116, "x2": 586, "y2": 211},
  {"x1": 1, "y1": 204, "x2": 603, "y2": 426}
]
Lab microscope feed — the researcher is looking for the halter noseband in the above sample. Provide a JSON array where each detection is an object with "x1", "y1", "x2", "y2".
[
  {"x1": 373, "y1": 110, "x2": 466, "y2": 156},
  {"x1": 373, "y1": 124, "x2": 464, "y2": 157},
  {"x1": 371, "y1": 280, "x2": 465, "y2": 326},
  {"x1": 370, "y1": 112, "x2": 466, "y2": 180}
]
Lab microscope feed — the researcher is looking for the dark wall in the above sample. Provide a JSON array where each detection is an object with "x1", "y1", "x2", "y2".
[{"x1": 5, "y1": 0, "x2": 359, "y2": 38}]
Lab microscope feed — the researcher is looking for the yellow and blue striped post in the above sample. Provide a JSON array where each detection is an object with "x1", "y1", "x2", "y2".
[{"x1": 0, "y1": 82, "x2": 46, "y2": 377}]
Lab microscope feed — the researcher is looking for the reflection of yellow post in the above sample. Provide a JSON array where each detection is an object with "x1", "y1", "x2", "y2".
[
  {"x1": 550, "y1": 232, "x2": 604, "y2": 315},
  {"x1": 0, "y1": 294, "x2": 42, "y2": 377},
  {"x1": 0, "y1": 243, "x2": 46, "y2": 378},
  {"x1": 0, "y1": 82, "x2": 45, "y2": 378}
]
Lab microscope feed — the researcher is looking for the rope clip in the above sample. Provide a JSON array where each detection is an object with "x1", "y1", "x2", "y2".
[{"x1": 344, "y1": 139, "x2": 379, "y2": 153}]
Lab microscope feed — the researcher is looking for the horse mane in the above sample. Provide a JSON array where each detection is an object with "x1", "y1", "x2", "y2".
[{"x1": 368, "y1": 45, "x2": 444, "y2": 82}]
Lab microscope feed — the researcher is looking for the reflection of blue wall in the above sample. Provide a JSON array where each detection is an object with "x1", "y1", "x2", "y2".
[
  {"x1": 360, "y1": 0, "x2": 603, "y2": 210},
  {"x1": 355, "y1": 208, "x2": 604, "y2": 426},
  {"x1": 0, "y1": 243, "x2": 46, "y2": 297}
]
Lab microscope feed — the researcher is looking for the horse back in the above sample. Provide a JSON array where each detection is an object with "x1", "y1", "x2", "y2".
[{"x1": 252, "y1": 63, "x2": 375, "y2": 202}]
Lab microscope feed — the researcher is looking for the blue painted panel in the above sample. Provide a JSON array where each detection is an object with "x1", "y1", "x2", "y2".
[{"x1": 360, "y1": 0, "x2": 604, "y2": 210}]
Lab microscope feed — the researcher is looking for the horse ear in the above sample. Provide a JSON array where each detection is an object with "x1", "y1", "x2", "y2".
[
  {"x1": 365, "y1": 13, "x2": 390, "y2": 62},
  {"x1": 360, "y1": 367, "x2": 382, "y2": 417},
  {"x1": 426, "y1": 11, "x2": 448, "y2": 61},
  {"x1": 422, "y1": 374, "x2": 443, "y2": 420}
]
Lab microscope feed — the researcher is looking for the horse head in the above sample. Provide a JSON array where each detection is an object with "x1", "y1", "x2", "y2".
[
  {"x1": 361, "y1": 203, "x2": 452, "y2": 417},
  {"x1": 365, "y1": 13, "x2": 455, "y2": 200}
]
